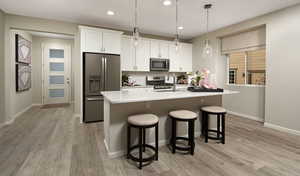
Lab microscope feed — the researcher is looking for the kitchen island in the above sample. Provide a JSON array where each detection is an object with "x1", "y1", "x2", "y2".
[{"x1": 102, "y1": 88, "x2": 238, "y2": 158}]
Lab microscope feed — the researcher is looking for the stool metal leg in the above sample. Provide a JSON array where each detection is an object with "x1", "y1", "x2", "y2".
[
  {"x1": 217, "y1": 114, "x2": 220, "y2": 139},
  {"x1": 155, "y1": 123, "x2": 159, "y2": 160},
  {"x1": 205, "y1": 113, "x2": 208, "y2": 143},
  {"x1": 139, "y1": 128, "x2": 143, "y2": 169},
  {"x1": 127, "y1": 125, "x2": 131, "y2": 159},
  {"x1": 189, "y1": 120, "x2": 195, "y2": 155},
  {"x1": 201, "y1": 111, "x2": 206, "y2": 137},
  {"x1": 142, "y1": 128, "x2": 146, "y2": 152},
  {"x1": 172, "y1": 118, "x2": 176, "y2": 154},
  {"x1": 222, "y1": 114, "x2": 225, "y2": 144}
]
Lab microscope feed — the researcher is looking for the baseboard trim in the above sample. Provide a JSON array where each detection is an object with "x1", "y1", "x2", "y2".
[
  {"x1": 105, "y1": 132, "x2": 202, "y2": 159},
  {"x1": 32, "y1": 104, "x2": 42, "y2": 107},
  {"x1": 73, "y1": 113, "x2": 81, "y2": 119},
  {"x1": 0, "y1": 104, "x2": 33, "y2": 129},
  {"x1": 227, "y1": 110, "x2": 264, "y2": 122},
  {"x1": 264, "y1": 122, "x2": 300, "y2": 136}
]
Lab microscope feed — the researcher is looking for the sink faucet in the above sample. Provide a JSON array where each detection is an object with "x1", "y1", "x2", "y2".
[{"x1": 172, "y1": 74, "x2": 176, "y2": 92}]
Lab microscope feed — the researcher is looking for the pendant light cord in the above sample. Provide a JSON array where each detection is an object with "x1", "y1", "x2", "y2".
[
  {"x1": 176, "y1": 0, "x2": 178, "y2": 35},
  {"x1": 135, "y1": 0, "x2": 138, "y2": 28},
  {"x1": 206, "y1": 7, "x2": 209, "y2": 33}
]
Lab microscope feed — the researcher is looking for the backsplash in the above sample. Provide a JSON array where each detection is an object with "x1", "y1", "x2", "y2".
[{"x1": 122, "y1": 71, "x2": 187, "y2": 87}]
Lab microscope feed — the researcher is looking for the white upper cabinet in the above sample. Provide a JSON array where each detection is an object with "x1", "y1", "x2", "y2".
[
  {"x1": 81, "y1": 28, "x2": 102, "y2": 53},
  {"x1": 103, "y1": 32, "x2": 121, "y2": 54},
  {"x1": 121, "y1": 36, "x2": 151, "y2": 72},
  {"x1": 136, "y1": 39, "x2": 151, "y2": 71},
  {"x1": 169, "y1": 43, "x2": 193, "y2": 72},
  {"x1": 150, "y1": 40, "x2": 169, "y2": 58},
  {"x1": 80, "y1": 26, "x2": 123, "y2": 54},
  {"x1": 121, "y1": 36, "x2": 134, "y2": 71}
]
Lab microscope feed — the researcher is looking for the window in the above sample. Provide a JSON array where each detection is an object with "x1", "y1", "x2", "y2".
[
  {"x1": 246, "y1": 49, "x2": 266, "y2": 85},
  {"x1": 228, "y1": 49, "x2": 266, "y2": 86}
]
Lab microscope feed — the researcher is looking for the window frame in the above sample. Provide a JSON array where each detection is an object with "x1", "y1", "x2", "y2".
[{"x1": 226, "y1": 50, "x2": 266, "y2": 87}]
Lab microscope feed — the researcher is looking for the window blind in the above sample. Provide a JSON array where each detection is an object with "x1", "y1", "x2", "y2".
[{"x1": 221, "y1": 27, "x2": 266, "y2": 54}]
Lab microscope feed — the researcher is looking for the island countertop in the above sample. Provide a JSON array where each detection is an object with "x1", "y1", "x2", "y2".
[{"x1": 101, "y1": 88, "x2": 239, "y2": 104}]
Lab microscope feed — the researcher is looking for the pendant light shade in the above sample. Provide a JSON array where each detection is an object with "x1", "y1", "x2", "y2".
[
  {"x1": 174, "y1": 0, "x2": 180, "y2": 52},
  {"x1": 133, "y1": 0, "x2": 140, "y2": 47},
  {"x1": 203, "y1": 39, "x2": 213, "y2": 57},
  {"x1": 202, "y1": 4, "x2": 213, "y2": 57}
]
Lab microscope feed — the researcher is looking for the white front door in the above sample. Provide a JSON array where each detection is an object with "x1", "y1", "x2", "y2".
[{"x1": 43, "y1": 43, "x2": 71, "y2": 105}]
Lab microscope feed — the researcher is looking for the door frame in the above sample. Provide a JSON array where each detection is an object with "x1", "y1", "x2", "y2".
[{"x1": 42, "y1": 42, "x2": 72, "y2": 105}]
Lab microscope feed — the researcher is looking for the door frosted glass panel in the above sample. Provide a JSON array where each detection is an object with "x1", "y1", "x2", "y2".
[
  {"x1": 49, "y1": 76, "x2": 64, "y2": 84},
  {"x1": 50, "y1": 63, "x2": 64, "y2": 71},
  {"x1": 49, "y1": 89, "x2": 65, "y2": 97},
  {"x1": 49, "y1": 49, "x2": 64, "y2": 58}
]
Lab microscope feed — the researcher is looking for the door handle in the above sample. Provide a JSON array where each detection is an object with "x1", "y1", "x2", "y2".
[
  {"x1": 104, "y1": 57, "x2": 107, "y2": 90},
  {"x1": 87, "y1": 97, "x2": 104, "y2": 101},
  {"x1": 101, "y1": 57, "x2": 105, "y2": 90}
]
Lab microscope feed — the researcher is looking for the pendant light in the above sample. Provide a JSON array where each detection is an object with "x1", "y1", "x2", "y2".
[
  {"x1": 133, "y1": 0, "x2": 140, "y2": 47},
  {"x1": 203, "y1": 4, "x2": 213, "y2": 57},
  {"x1": 174, "y1": 0, "x2": 180, "y2": 51}
]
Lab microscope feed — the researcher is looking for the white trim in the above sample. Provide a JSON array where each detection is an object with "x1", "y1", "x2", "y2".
[
  {"x1": 32, "y1": 104, "x2": 42, "y2": 107},
  {"x1": 226, "y1": 84, "x2": 265, "y2": 88},
  {"x1": 227, "y1": 110, "x2": 264, "y2": 122},
  {"x1": 0, "y1": 105, "x2": 33, "y2": 129},
  {"x1": 104, "y1": 132, "x2": 201, "y2": 158},
  {"x1": 73, "y1": 113, "x2": 81, "y2": 119},
  {"x1": 264, "y1": 123, "x2": 300, "y2": 136},
  {"x1": 78, "y1": 25, "x2": 124, "y2": 35}
]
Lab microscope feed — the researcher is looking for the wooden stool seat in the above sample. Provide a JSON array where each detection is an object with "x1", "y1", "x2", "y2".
[
  {"x1": 169, "y1": 110, "x2": 198, "y2": 120},
  {"x1": 128, "y1": 114, "x2": 159, "y2": 126},
  {"x1": 201, "y1": 106, "x2": 226, "y2": 114}
]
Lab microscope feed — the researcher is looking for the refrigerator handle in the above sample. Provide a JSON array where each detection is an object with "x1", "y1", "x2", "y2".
[
  {"x1": 101, "y1": 57, "x2": 105, "y2": 91},
  {"x1": 104, "y1": 57, "x2": 108, "y2": 90}
]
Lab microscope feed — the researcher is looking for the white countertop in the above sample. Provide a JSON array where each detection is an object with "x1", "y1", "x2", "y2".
[{"x1": 102, "y1": 88, "x2": 239, "y2": 104}]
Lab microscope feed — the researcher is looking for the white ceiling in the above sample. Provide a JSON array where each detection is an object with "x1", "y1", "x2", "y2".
[{"x1": 1, "y1": 0, "x2": 300, "y2": 39}]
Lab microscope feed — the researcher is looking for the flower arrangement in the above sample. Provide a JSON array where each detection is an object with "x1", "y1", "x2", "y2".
[{"x1": 190, "y1": 68, "x2": 217, "y2": 89}]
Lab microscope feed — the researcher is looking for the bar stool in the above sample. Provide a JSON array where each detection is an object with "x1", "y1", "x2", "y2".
[
  {"x1": 127, "y1": 114, "x2": 159, "y2": 169},
  {"x1": 201, "y1": 106, "x2": 226, "y2": 144},
  {"x1": 169, "y1": 110, "x2": 197, "y2": 155}
]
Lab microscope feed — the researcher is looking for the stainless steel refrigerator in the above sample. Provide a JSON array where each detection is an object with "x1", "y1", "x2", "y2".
[{"x1": 83, "y1": 52, "x2": 120, "y2": 123}]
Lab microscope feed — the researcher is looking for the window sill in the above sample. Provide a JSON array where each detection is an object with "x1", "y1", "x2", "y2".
[{"x1": 226, "y1": 84, "x2": 265, "y2": 88}]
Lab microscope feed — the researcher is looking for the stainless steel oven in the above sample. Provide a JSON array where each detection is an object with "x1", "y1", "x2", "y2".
[{"x1": 150, "y1": 58, "x2": 169, "y2": 71}]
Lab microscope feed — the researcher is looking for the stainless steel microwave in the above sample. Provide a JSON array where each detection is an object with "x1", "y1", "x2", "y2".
[{"x1": 150, "y1": 58, "x2": 169, "y2": 71}]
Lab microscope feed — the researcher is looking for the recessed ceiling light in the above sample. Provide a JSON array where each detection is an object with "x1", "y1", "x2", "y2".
[
  {"x1": 178, "y1": 26, "x2": 184, "y2": 30},
  {"x1": 107, "y1": 10, "x2": 115, "y2": 16},
  {"x1": 163, "y1": 0, "x2": 172, "y2": 6}
]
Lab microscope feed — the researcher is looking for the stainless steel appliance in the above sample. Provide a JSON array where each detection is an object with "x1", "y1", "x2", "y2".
[
  {"x1": 150, "y1": 58, "x2": 169, "y2": 71},
  {"x1": 83, "y1": 52, "x2": 120, "y2": 123}
]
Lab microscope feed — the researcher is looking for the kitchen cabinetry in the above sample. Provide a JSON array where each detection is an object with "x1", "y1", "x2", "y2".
[
  {"x1": 80, "y1": 26, "x2": 123, "y2": 54},
  {"x1": 150, "y1": 40, "x2": 169, "y2": 58},
  {"x1": 121, "y1": 36, "x2": 150, "y2": 71},
  {"x1": 169, "y1": 43, "x2": 193, "y2": 72}
]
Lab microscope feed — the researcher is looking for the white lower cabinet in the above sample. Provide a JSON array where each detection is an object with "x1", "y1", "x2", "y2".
[
  {"x1": 169, "y1": 43, "x2": 193, "y2": 72},
  {"x1": 121, "y1": 36, "x2": 150, "y2": 72}
]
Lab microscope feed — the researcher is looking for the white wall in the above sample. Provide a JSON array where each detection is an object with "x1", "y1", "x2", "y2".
[
  {"x1": 3, "y1": 14, "x2": 79, "y2": 123},
  {"x1": 192, "y1": 4, "x2": 300, "y2": 132},
  {"x1": 31, "y1": 36, "x2": 75, "y2": 105},
  {"x1": 265, "y1": 6, "x2": 300, "y2": 132},
  {"x1": 8, "y1": 30, "x2": 33, "y2": 120},
  {"x1": 0, "y1": 9, "x2": 5, "y2": 123}
]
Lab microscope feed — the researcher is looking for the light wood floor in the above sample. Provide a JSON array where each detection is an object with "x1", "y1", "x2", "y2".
[{"x1": 0, "y1": 106, "x2": 299, "y2": 176}]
